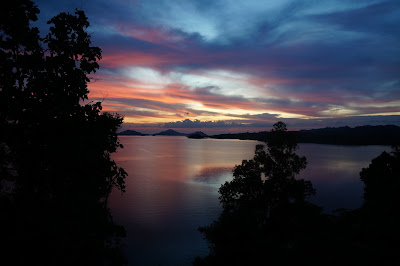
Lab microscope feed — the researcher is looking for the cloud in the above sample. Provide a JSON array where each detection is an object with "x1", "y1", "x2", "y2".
[
  {"x1": 34, "y1": 0, "x2": 400, "y2": 132},
  {"x1": 162, "y1": 115, "x2": 400, "y2": 131},
  {"x1": 164, "y1": 119, "x2": 247, "y2": 128}
]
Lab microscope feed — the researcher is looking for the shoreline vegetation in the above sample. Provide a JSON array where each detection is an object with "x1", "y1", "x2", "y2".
[
  {"x1": 194, "y1": 122, "x2": 400, "y2": 265},
  {"x1": 118, "y1": 124, "x2": 400, "y2": 145}
]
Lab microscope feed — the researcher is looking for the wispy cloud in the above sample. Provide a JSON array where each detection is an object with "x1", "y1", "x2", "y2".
[{"x1": 35, "y1": 0, "x2": 400, "y2": 131}]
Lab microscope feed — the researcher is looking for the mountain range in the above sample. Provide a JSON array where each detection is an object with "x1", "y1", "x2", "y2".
[{"x1": 118, "y1": 125, "x2": 399, "y2": 145}]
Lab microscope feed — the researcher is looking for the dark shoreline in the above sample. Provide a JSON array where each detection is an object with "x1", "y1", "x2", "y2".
[{"x1": 119, "y1": 125, "x2": 400, "y2": 146}]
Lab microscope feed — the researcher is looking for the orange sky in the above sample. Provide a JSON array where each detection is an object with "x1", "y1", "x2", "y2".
[{"x1": 37, "y1": 0, "x2": 398, "y2": 134}]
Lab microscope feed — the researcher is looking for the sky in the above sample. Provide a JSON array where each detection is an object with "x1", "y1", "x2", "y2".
[{"x1": 34, "y1": 0, "x2": 400, "y2": 134}]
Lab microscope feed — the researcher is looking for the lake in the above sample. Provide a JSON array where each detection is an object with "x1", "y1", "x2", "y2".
[{"x1": 108, "y1": 136, "x2": 389, "y2": 265}]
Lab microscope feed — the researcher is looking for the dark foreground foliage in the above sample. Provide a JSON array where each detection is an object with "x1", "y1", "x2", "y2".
[
  {"x1": 196, "y1": 122, "x2": 400, "y2": 265},
  {"x1": 1, "y1": 1, "x2": 127, "y2": 265}
]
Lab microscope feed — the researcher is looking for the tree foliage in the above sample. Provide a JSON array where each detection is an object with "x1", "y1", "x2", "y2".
[
  {"x1": 197, "y1": 122, "x2": 320, "y2": 265},
  {"x1": 1, "y1": 1, "x2": 127, "y2": 265},
  {"x1": 197, "y1": 126, "x2": 400, "y2": 265},
  {"x1": 319, "y1": 145, "x2": 400, "y2": 266},
  {"x1": 219, "y1": 122, "x2": 314, "y2": 215},
  {"x1": 355, "y1": 145, "x2": 400, "y2": 264},
  {"x1": 1, "y1": 0, "x2": 126, "y2": 203},
  {"x1": 360, "y1": 145, "x2": 400, "y2": 212}
]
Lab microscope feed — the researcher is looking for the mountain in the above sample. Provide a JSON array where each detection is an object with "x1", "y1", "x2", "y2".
[
  {"x1": 153, "y1": 129, "x2": 187, "y2": 136},
  {"x1": 118, "y1": 130, "x2": 146, "y2": 136},
  {"x1": 210, "y1": 125, "x2": 400, "y2": 145},
  {"x1": 187, "y1": 131, "x2": 208, "y2": 139}
]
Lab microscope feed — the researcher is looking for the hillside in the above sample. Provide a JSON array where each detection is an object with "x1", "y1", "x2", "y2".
[
  {"x1": 187, "y1": 131, "x2": 208, "y2": 139},
  {"x1": 297, "y1": 125, "x2": 400, "y2": 145},
  {"x1": 153, "y1": 129, "x2": 188, "y2": 136},
  {"x1": 118, "y1": 130, "x2": 146, "y2": 136},
  {"x1": 210, "y1": 125, "x2": 400, "y2": 145}
]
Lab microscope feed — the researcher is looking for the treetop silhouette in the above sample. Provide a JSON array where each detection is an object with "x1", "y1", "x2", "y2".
[
  {"x1": 1, "y1": 0, "x2": 126, "y2": 201},
  {"x1": 197, "y1": 122, "x2": 320, "y2": 265},
  {"x1": 1, "y1": 1, "x2": 127, "y2": 265}
]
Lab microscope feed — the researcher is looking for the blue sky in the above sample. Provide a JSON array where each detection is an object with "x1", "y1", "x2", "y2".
[{"x1": 34, "y1": 0, "x2": 400, "y2": 133}]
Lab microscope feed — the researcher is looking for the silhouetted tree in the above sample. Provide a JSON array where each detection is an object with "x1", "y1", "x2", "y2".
[
  {"x1": 196, "y1": 122, "x2": 321, "y2": 265},
  {"x1": 318, "y1": 145, "x2": 400, "y2": 266},
  {"x1": 360, "y1": 145, "x2": 400, "y2": 212},
  {"x1": 1, "y1": 1, "x2": 127, "y2": 265},
  {"x1": 354, "y1": 145, "x2": 400, "y2": 265},
  {"x1": 196, "y1": 124, "x2": 400, "y2": 265}
]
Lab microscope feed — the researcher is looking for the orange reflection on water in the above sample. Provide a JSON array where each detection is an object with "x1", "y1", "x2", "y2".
[
  {"x1": 110, "y1": 136, "x2": 258, "y2": 216},
  {"x1": 107, "y1": 137, "x2": 389, "y2": 264}
]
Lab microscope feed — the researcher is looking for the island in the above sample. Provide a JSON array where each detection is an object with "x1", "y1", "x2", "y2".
[
  {"x1": 187, "y1": 131, "x2": 208, "y2": 139},
  {"x1": 118, "y1": 130, "x2": 147, "y2": 136}
]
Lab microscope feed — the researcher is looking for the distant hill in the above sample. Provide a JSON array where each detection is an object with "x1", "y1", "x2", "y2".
[
  {"x1": 153, "y1": 129, "x2": 187, "y2": 136},
  {"x1": 211, "y1": 131, "x2": 268, "y2": 141},
  {"x1": 297, "y1": 125, "x2": 400, "y2": 145},
  {"x1": 210, "y1": 125, "x2": 400, "y2": 145},
  {"x1": 118, "y1": 130, "x2": 146, "y2": 136},
  {"x1": 187, "y1": 131, "x2": 208, "y2": 139}
]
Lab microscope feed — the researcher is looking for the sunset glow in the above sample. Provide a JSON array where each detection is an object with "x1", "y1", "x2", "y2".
[{"x1": 36, "y1": 0, "x2": 400, "y2": 133}]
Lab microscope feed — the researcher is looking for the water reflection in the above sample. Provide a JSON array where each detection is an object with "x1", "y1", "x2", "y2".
[
  {"x1": 297, "y1": 144, "x2": 389, "y2": 211},
  {"x1": 109, "y1": 137, "x2": 257, "y2": 265},
  {"x1": 191, "y1": 167, "x2": 233, "y2": 188},
  {"x1": 109, "y1": 136, "x2": 389, "y2": 265}
]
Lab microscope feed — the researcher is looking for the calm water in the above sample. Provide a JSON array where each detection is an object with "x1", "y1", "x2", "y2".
[{"x1": 108, "y1": 136, "x2": 389, "y2": 265}]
